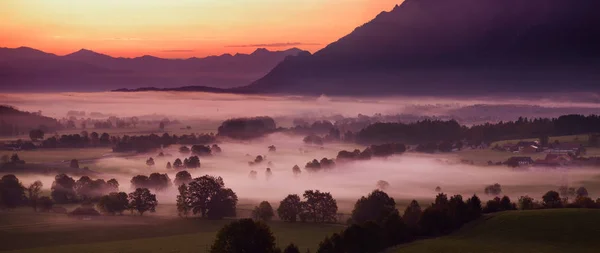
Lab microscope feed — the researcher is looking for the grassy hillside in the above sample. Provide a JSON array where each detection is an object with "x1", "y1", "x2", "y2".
[
  {"x1": 387, "y1": 209, "x2": 600, "y2": 253},
  {"x1": 0, "y1": 209, "x2": 342, "y2": 253}
]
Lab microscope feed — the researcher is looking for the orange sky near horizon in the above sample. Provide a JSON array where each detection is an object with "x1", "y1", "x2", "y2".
[{"x1": 0, "y1": 0, "x2": 401, "y2": 58}]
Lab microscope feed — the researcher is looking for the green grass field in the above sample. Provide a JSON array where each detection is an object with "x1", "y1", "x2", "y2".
[
  {"x1": 0, "y1": 208, "x2": 342, "y2": 253},
  {"x1": 386, "y1": 209, "x2": 600, "y2": 253}
]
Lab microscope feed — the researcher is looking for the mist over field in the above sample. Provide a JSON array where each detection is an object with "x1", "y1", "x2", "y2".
[
  {"x1": 2, "y1": 92, "x2": 600, "y2": 124},
  {"x1": 12, "y1": 133, "x2": 598, "y2": 212}
]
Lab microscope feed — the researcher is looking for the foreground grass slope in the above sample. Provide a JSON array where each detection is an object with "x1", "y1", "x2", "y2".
[
  {"x1": 387, "y1": 209, "x2": 600, "y2": 253},
  {"x1": 0, "y1": 210, "x2": 342, "y2": 253}
]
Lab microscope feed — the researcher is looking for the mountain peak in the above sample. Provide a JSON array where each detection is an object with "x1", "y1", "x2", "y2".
[{"x1": 251, "y1": 48, "x2": 271, "y2": 55}]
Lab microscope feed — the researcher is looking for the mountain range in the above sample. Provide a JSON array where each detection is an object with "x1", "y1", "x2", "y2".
[
  {"x1": 239, "y1": 0, "x2": 600, "y2": 95},
  {"x1": 0, "y1": 47, "x2": 307, "y2": 91},
  {"x1": 2, "y1": 0, "x2": 600, "y2": 95}
]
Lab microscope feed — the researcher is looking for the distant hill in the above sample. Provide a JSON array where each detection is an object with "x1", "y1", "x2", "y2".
[
  {"x1": 0, "y1": 105, "x2": 62, "y2": 136},
  {"x1": 0, "y1": 47, "x2": 308, "y2": 92},
  {"x1": 240, "y1": 0, "x2": 600, "y2": 95}
]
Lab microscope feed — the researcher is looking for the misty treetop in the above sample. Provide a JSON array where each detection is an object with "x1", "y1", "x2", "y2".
[{"x1": 217, "y1": 116, "x2": 277, "y2": 139}]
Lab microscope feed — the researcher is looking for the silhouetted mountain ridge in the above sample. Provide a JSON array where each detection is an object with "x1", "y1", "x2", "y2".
[
  {"x1": 0, "y1": 47, "x2": 308, "y2": 91},
  {"x1": 241, "y1": 0, "x2": 600, "y2": 95}
]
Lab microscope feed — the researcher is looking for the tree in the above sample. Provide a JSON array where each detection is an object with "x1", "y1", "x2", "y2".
[
  {"x1": 465, "y1": 194, "x2": 482, "y2": 220},
  {"x1": 278, "y1": 194, "x2": 302, "y2": 222},
  {"x1": 166, "y1": 162, "x2": 172, "y2": 169},
  {"x1": 184, "y1": 156, "x2": 201, "y2": 168},
  {"x1": 518, "y1": 195, "x2": 535, "y2": 210},
  {"x1": 70, "y1": 159, "x2": 79, "y2": 169},
  {"x1": 174, "y1": 170, "x2": 193, "y2": 186},
  {"x1": 302, "y1": 190, "x2": 338, "y2": 223},
  {"x1": 29, "y1": 129, "x2": 44, "y2": 141},
  {"x1": 51, "y1": 174, "x2": 77, "y2": 204},
  {"x1": 37, "y1": 196, "x2": 54, "y2": 212},
  {"x1": 107, "y1": 179, "x2": 119, "y2": 192},
  {"x1": 179, "y1": 146, "x2": 190, "y2": 154},
  {"x1": 159, "y1": 121, "x2": 165, "y2": 131},
  {"x1": 268, "y1": 145, "x2": 277, "y2": 152},
  {"x1": 176, "y1": 184, "x2": 190, "y2": 217},
  {"x1": 207, "y1": 188, "x2": 238, "y2": 219},
  {"x1": 148, "y1": 173, "x2": 172, "y2": 191},
  {"x1": 376, "y1": 180, "x2": 390, "y2": 190},
  {"x1": 210, "y1": 219, "x2": 279, "y2": 253},
  {"x1": 542, "y1": 190, "x2": 562, "y2": 208},
  {"x1": 191, "y1": 145, "x2": 212, "y2": 156},
  {"x1": 576, "y1": 187, "x2": 589, "y2": 198},
  {"x1": 265, "y1": 168, "x2": 273, "y2": 180},
  {"x1": 484, "y1": 183, "x2": 502, "y2": 195},
  {"x1": 97, "y1": 192, "x2": 129, "y2": 215},
  {"x1": 283, "y1": 243, "x2": 301, "y2": 253},
  {"x1": 10, "y1": 153, "x2": 21, "y2": 163},
  {"x1": 351, "y1": 190, "x2": 396, "y2": 225},
  {"x1": 402, "y1": 200, "x2": 422, "y2": 228},
  {"x1": 173, "y1": 158, "x2": 183, "y2": 169},
  {"x1": 0, "y1": 175, "x2": 26, "y2": 209},
  {"x1": 340, "y1": 222, "x2": 385, "y2": 253},
  {"x1": 252, "y1": 201, "x2": 275, "y2": 221},
  {"x1": 128, "y1": 188, "x2": 157, "y2": 216},
  {"x1": 146, "y1": 157, "x2": 155, "y2": 166},
  {"x1": 131, "y1": 175, "x2": 149, "y2": 189},
  {"x1": 180, "y1": 175, "x2": 238, "y2": 219},
  {"x1": 27, "y1": 180, "x2": 43, "y2": 211},
  {"x1": 292, "y1": 165, "x2": 301, "y2": 177}
]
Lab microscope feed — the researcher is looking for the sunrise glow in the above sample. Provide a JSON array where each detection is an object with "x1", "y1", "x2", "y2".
[{"x1": 0, "y1": 0, "x2": 401, "y2": 58}]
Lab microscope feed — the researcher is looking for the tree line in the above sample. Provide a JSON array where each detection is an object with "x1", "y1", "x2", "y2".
[{"x1": 356, "y1": 114, "x2": 600, "y2": 145}]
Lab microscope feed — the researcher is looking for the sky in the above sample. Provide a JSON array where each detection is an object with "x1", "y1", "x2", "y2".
[{"x1": 0, "y1": 0, "x2": 400, "y2": 58}]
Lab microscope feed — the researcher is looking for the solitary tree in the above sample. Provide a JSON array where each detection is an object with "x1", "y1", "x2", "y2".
[
  {"x1": 128, "y1": 188, "x2": 158, "y2": 216},
  {"x1": 70, "y1": 159, "x2": 80, "y2": 169},
  {"x1": 146, "y1": 157, "x2": 155, "y2": 167},
  {"x1": 210, "y1": 219, "x2": 279, "y2": 253},
  {"x1": 252, "y1": 201, "x2": 275, "y2": 221},
  {"x1": 166, "y1": 162, "x2": 172, "y2": 169},
  {"x1": 292, "y1": 165, "x2": 301, "y2": 177},
  {"x1": 174, "y1": 170, "x2": 193, "y2": 186},
  {"x1": 27, "y1": 180, "x2": 43, "y2": 211},
  {"x1": 173, "y1": 158, "x2": 183, "y2": 169},
  {"x1": 179, "y1": 175, "x2": 238, "y2": 219}
]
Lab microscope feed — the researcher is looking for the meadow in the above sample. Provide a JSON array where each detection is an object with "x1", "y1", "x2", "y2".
[
  {"x1": 0, "y1": 207, "x2": 342, "y2": 253},
  {"x1": 386, "y1": 209, "x2": 600, "y2": 253}
]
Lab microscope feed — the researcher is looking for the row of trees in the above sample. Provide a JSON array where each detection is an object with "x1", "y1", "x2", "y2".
[
  {"x1": 51, "y1": 174, "x2": 119, "y2": 203},
  {"x1": 355, "y1": 114, "x2": 600, "y2": 146},
  {"x1": 96, "y1": 188, "x2": 158, "y2": 216},
  {"x1": 23, "y1": 131, "x2": 217, "y2": 153}
]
